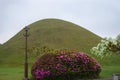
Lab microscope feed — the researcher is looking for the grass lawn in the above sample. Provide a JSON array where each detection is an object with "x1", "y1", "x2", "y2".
[
  {"x1": 100, "y1": 65, "x2": 120, "y2": 78},
  {"x1": 0, "y1": 66, "x2": 31, "y2": 80},
  {"x1": 0, "y1": 65, "x2": 120, "y2": 80}
]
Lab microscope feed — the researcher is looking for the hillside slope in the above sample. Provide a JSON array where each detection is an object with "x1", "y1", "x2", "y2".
[{"x1": 0, "y1": 18, "x2": 101, "y2": 65}]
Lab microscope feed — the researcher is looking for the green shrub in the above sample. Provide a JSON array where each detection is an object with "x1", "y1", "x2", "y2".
[{"x1": 31, "y1": 50, "x2": 101, "y2": 80}]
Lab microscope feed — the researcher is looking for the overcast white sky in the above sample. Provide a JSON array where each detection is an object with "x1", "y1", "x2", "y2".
[{"x1": 0, "y1": 0, "x2": 120, "y2": 44}]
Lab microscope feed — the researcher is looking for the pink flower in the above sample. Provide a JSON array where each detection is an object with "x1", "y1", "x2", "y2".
[
  {"x1": 35, "y1": 69, "x2": 51, "y2": 79},
  {"x1": 96, "y1": 63, "x2": 101, "y2": 67},
  {"x1": 67, "y1": 57, "x2": 72, "y2": 62},
  {"x1": 79, "y1": 52, "x2": 84, "y2": 57},
  {"x1": 59, "y1": 55, "x2": 64, "y2": 58},
  {"x1": 57, "y1": 63, "x2": 60, "y2": 67}
]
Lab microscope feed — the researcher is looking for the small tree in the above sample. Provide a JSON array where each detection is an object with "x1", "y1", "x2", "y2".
[{"x1": 90, "y1": 34, "x2": 120, "y2": 58}]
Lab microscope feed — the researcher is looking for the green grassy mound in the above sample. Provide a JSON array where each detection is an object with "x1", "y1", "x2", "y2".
[{"x1": 0, "y1": 18, "x2": 101, "y2": 65}]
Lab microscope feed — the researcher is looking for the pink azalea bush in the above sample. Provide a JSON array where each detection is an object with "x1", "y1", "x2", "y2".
[
  {"x1": 35, "y1": 69, "x2": 50, "y2": 79},
  {"x1": 31, "y1": 50, "x2": 101, "y2": 80}
]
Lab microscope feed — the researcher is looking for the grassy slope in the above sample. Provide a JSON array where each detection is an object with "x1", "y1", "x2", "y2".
[{"x1": 0, "y1": 18, "x2": 101, "y2": 65}]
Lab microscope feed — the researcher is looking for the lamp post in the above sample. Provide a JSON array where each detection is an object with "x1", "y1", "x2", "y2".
[{"x1": 24, "y1": 26, "x2": 29, "y2": 80}]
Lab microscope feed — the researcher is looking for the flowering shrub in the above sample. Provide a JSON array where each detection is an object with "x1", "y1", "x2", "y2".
[
  {"x1": 91, "y1": 36, "x2": 120, "y2": 58},
  {"x1": 35, "y1": 69, "x2": 50, "y2": 79},
  {"x1": 31, "y1": 50, "x2": 101, "y2": 80}
]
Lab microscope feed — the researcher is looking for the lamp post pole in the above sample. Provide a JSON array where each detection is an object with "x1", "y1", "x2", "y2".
[{"x1": 24, "y1": 26, "x2": 29, "y2": 80}]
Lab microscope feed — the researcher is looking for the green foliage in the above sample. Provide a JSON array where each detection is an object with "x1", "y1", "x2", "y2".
[
  {"x1": 28, "y1": 46, "x2": 59, "y2": 57},
  {"x1": 116, "y1": 34, "x2": 120, "y2": 50},
  {"x1": 31, "y1": 49, "x2": 101, "y2": 80}
]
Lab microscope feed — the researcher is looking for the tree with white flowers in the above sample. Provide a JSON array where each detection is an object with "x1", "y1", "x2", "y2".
[{"x1": 90, "y1": 34, "x2": 120, "y2": 58}]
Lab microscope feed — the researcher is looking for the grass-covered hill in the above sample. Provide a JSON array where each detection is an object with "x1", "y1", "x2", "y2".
[{"x1": 0, "y1": 18, "x2": 101, "y2": 65}]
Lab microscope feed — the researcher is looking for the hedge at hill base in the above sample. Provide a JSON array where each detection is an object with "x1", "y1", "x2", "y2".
[{"x1": 31, "y1": 50, "x2": 102, "y2": 80}]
